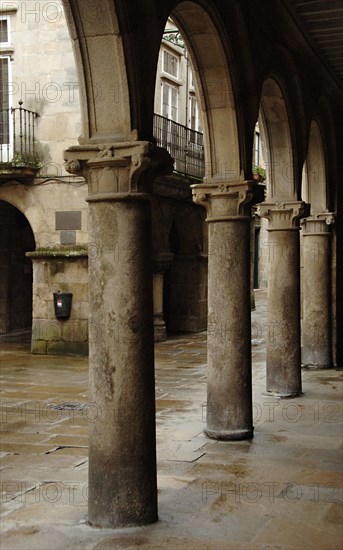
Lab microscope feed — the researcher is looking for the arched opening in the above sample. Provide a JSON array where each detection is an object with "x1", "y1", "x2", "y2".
[
  {"x1": 260, "y1": 77, "x2": 295, "y2": 200},
  {"x1": 257, "y1": 77, "x2": 297, "y2": 288},
  {"x1": 302, "y1": 119, "x2": 327, "y2": 213},
  {"x1": 172, "y1": 1, "x2": 240, "y2": 180},
  {"x1": 301, "y1": 118, "x2": 334, "y2": 369},
  {"x1": 152, "y1": 2, "x2": 240, "y2": 339},
  {"x1": 0, "y1": 200, "x2": 35, "y2": 341}
]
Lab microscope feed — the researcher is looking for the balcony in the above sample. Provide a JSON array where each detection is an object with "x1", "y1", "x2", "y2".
[
  {"x1": 153, "y1": 114, "x2": 204, "y2": 180},
  {"x1": 0, "y1": 101, "x2": 41, "y2": 181}
]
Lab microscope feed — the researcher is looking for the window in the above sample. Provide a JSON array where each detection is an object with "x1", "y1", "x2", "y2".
[
  {"x1": 189, "y1": 68, "x2": 195, "y2": 90},
  {"x1": 189, "y1": 95, "x2": 201, "y2": 132},
  {"x1": 189, "y1": 95, "x2": 202, "y2": 144},
  {"x1": 0, "y1": 57, "x2": 10, "y2": 145},
  {"x1": 254, "y1": 131, "x2": 260, "y2": 166},
  {"x1": 0, "y1": 17, "x2": 9, "y2": 45},
  {"x1": 163, "y1": 49, "x2": 179, "y2": 78},
  {"x1": 162, "y1": 81, "x2": 178, "y2": 121},
  {"x1": 0, "y1": 16, "x2": 12, "y2": 160}
]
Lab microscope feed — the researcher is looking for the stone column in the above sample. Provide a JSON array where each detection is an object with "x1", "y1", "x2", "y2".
[
  {"x1": 258, "y1": 201, "x2": 310, "y2": 396},
  {"x1": 153, "y1": 252, "x2": 174, "y2": 342},
  {"x1": 301, "y1": 213, "x2": 335, "y2": 368},
  {"x1": 192, "y1": 180, "x2": 264, "y2": 440},
  {"x1": 64, "y1": 142, "x2": 172, "y2": 528}
]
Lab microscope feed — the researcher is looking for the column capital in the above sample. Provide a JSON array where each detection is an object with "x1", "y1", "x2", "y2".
[
  {"x1": 64, "y1": 141, "x2": 173, "y2": 200},
  {"x1": 191, "y1": 180, "x2": 265, "y2": 221},
  {"x1": 258, "y1": 201, "x2": 310, "y2": 230},
  {"x1": 301, "y1": 212, "x2": 336, "y2": 235}
]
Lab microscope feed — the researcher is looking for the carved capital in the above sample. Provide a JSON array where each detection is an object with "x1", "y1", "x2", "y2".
[
  {"x1": 64, "y1": 159, "x2": 81, "y2": 174},
  {"x1": 64, "y1": 141, "x2": 173, "y2": 198},
  {"x1": 191, "y1": 180, "x2": 265, "y2": 221},
  {"x1": 301, "y1": 212, "x2": 336, "y2": 235},
  {"x1": 258, "y1": 201, "x2": 310, "y2": 230}
]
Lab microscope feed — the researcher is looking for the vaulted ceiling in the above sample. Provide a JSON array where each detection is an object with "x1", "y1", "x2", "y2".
[{"x1": 285, "y1": 0, "x2": 343, "y2": 86}]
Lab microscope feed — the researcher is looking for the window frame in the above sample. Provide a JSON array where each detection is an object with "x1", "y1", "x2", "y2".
[
  {"x1": 0, "y1": 16, "x2": 10, "y2": 47},
  {"x1": 162, "y1": 48, "x2": 180, "y2": 80},
  {"x1": 0, "y1": 54, "x2": 13, "y2": 154},
  {"x1": 254, "y1": 131, "x2": 260, "y2": 166},
  {"x1": 161, "y1": 80, "x2": 179, "y2": 122}
]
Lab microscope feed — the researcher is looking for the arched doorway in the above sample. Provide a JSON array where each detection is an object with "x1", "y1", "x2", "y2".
[{"x1": 0, "y1": 200, "x2": 35, "y2": 340}]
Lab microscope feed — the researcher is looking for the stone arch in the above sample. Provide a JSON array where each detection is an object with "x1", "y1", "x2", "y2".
[
  {"x1": 0, "y1": 200, "x2": 36, "y2": 335},
  {"x1": 302, "y1": 119, "x2": 327, "y2": 213},
  {"x1": 62, "y1": 0, "x2": 133, "y2": 143},
  {"x1": 0, "y1": 184, "x2": 54, "y2": 244},
  {"x1": 62, "y1": 0, "x2": 241, "y2": 181},
  {"x1": 260, "y1": 76, "x2": 296, "y2": 201},
  {"x1": 171, "y1": 1, "x2": 241, "y2": 180},
  {"x1": 306, "y1": 97, "x2": 337, "y2": 212}
]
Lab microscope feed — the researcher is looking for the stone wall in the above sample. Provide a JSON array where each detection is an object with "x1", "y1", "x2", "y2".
[
  {"x1": 9, "y1": 0, "x2": 82, "y2": 177},
  {"x1": 29, "y1": 251, "x2": 88, "y2": 355},
  {"x1": 0, "y1": 182, "x2": 89, "y2": 353}
]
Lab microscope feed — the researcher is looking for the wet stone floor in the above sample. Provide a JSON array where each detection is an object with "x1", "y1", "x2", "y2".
[{"x1": 0, "y1": 291, "x2": 342, "y2": 549}]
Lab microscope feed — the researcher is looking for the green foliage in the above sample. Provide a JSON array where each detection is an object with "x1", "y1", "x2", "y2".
[
  {"x1": 0, "y1": 151, "x2": 42, "y2": 172},
  {"x1": 11, "y1": 150, "x2": 42, "y2": 169},
  {"x1": 252, "y1": 165, "x2": 266, "y2": 181}
]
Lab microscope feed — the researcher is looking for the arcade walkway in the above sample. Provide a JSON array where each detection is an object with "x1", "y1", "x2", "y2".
[{"x1": 0, "y1": 292, "x2": 342, "y2": 549}]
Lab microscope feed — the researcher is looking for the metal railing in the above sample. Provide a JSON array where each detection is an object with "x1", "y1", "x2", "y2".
[
  {"x1": 153, "y1": 114, "x2": 204, "y2": 179},
  {"x1": 0, "y1": 101, "x2": 40, "y2": 168}
]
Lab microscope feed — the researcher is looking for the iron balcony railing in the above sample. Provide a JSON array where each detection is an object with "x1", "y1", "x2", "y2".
[
  {"x1": 153, "y1": 113, "x2": 204, "y2": 179},
  {"x1": 0, "y1": 101, "x2": 40, "y2": 170}
]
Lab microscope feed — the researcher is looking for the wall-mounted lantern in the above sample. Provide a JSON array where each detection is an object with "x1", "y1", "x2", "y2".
[{"x1": 53, "y1": 291, "x2": 73, "y2": 319}]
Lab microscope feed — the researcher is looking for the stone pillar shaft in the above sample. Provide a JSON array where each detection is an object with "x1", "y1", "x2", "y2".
[
  {"x1": 267, "y1": 228, "x2": 301, "y2": 394},
  {"x1": 192, "y1": 180, "x2": 264, "y2": 440},
  {"x1": 87, "y1": 195, "x2": 157, "y2": 527},
  {"x1": 301, "y1": 214, "x2": 335, "y2": 368},
  {"x1": 64, "y1": 142, "x2": 173, "y2": 528},
  {"x1": 207, "y1": 218, "x2": 252, "y2": 438},
  {"x1": 259, "y1": 201, "x2": 310, "y2": 397},
  {"x1": 153, "y1": 252, "x2": 173, "y2": 342}
]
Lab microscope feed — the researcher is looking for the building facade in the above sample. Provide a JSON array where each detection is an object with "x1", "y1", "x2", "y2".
[{"x1": 0, "y1": 0, "x2": 89, "y2": 354}]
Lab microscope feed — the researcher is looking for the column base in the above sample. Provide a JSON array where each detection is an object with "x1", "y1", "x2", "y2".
[
  {"x1": 88, "y1": 511, "x2": 158, "y2": 530},
  {"x1": 154, "y1": 313, "x2": 167, "y2": 342},
  {"x1": 263, "y1": 391, "x2": 303, "y2": 398},
  {"x1": 204, "y1": 427, "x2": 254, "y2": 441},
  {"x1": 302, "y1": 363, "x2": 332, "y2": 370}
]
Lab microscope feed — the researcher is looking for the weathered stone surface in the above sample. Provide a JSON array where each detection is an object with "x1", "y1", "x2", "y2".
[
  {"x1": 192, "y1": 180, "x2": 264, "y2": 440},
  {"x1": 301, "y1": 214, "x2": 335, "y2": 368},
  {"x1": 46, "y1": 341, "x2": 88, "y2": 356},
  {"x1": 30, "y1": 256, "x2": 89, "y2": 355},
  {"x1": 63, "y1": 142, "x2": 174, "y2": 527},
  {"x1": 31, "y1": 340, "x2": 47, "y2": 355},
  {"x1": 258, "y1": 201, "x2": 310, "y2": 396}
]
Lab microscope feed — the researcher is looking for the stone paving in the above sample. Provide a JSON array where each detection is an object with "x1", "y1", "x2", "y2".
[{"x1": 0, "y1": 291, "x2": 342, "y2": 549}]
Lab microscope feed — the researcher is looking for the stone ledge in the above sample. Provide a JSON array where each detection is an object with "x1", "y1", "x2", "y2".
[{"x1": 27, "y1": 247, "x2": 88, "y2": 259}]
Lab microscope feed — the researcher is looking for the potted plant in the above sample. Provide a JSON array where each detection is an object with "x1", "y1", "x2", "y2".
[{"x1": 252, "y1": 165, "x2": 266, "y2": 182}]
